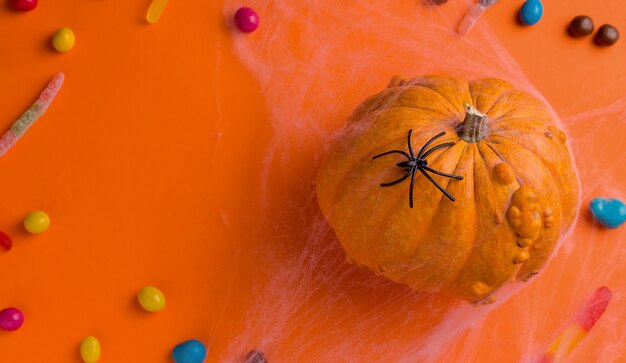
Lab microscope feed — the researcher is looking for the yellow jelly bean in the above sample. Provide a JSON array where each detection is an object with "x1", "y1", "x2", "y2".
[
  {"x1": 52, "y1": 27, "x2": 75, "y2": 53},
  {"x1": 80, "y1": 336, "x2": 101, "y2": 363},
  {"x1": 138, "y1": 286, "x2": 166, "y2": 312},
  {"x1": 23, "y1": 211, "x2": 50, "y2": 234},
  {"x1": 146, "y1": 0, "x2": 169, "y2": 24}
]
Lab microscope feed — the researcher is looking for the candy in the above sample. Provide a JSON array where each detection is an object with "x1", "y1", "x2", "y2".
[
  {"x1": 568, "y1": 16, "x2": 594, "y2": 38},
  {"x1": 537, "y1": 287, "x2": 612, "y2": 363},
  {"x1": 0, "y1": 231, "x2": 12, "y2": 251},
  {"x1": 172, "y1": 339, "x2": 207, "y2": 363},
  {"x1": 245, "y1": 350, "x2": 267, "y2": 363},
  {"x1": 519, "y1": 0, "x2": 543, "y2": 26},
  {"x1": 595, "y1": 24, "x2": 620, "y2": 47},
  {"x1": 0, "y1": 73, "x2": 64, "y2": 157},
  {"x1": 589, "y1": 198, "x2": 626, "y2": 229},
  {"x1": 24, "y1": 211, "x2": 50, "y2": 234},
  {"x1": 146, "y1": 0, "x2": 169, "y2": 24},
  {"x1": 457, "y1": 1, "x2": 498, "y2": 35},
  {"x1": 52, "y1": 27, "x2": 76, "y2": 53},
  {"x1": 137, "y1": 286, "x2": 166, "y2": 312},
  {"x1": 234, "y1": 7, "x2": 259, "y2": 33},
  {"x1": 80, "y1": 336, "x2": 101, "y2": 363},
  {"x1": 9, "y1": 0, "x2": 37, "y2": 11},
  {"x1": 0, "y1": 307, "x2": 24, "y2": 331}
]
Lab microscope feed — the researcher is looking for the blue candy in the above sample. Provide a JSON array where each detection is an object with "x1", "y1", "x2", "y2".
[
  {"x1": 172, "y1": 339, "x2": 207, "y2": 363},
  {"x1": 590, "y1": 198, "x2": 626, "y2": 229},
  {"x1": 519, "y1": 0, "x2": 543, "y2": 26}
]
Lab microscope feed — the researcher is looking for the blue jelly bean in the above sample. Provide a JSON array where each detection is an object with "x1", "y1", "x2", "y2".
[
  {"x1": 519, "y1": 0, "x2": 543, "y2": 26},
  {"x1": 172, "y1": 339, "x2": 207, "y2": 363},
  {"x1": 589, "y1": 198, "x2": 626, "y2": 229}
]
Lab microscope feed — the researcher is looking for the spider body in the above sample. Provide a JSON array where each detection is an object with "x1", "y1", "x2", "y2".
[{"x1": 372, "y1": 130, "x2": 463, "y2": 208}]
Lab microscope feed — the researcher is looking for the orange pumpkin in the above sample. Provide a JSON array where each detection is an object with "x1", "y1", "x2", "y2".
[{"x1": 316, "y1": 76, "x2": 579, "y2": 303}]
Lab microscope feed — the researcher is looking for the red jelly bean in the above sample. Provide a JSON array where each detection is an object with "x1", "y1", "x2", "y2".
[
  {"x1": 9, "y1": 0, "x2": 38, "y2": 11},
  {"x1": 0, "y1": 308, "x2": 24, "y2": 331},
  {"x1": 234, "y1": 7, "x2": 259, "y2": 33},
  {"x1": 0, "y1": 231, "x2": 12, "y2": 251}
]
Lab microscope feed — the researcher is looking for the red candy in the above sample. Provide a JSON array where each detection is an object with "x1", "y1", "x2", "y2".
[
  {"x1": 234, "y1": 7, "x2": 259, "y2": 33},
  {"x1": 0, "y1": 231, "x2": 12, "y2": 251},
  {"x1": 575, "y1": 286, "x2": 612, "y2": 331},
  {"x1": 9, "y1": 0, "x2": 38, "y2": 11},
  {"x1": 0, "y1": 308, "x2": 24, "y2": 331}
]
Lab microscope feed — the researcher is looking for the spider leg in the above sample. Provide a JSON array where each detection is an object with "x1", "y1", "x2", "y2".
[
  {"x1": 372, "y1": 149, "x2": 411, "y2": 160},
  {"x1": 419, "y1": 169, "x2": 456, "y2": 201},
  {"x1": 417, "y1": 131, "x2": 447, "y2": 159},
  {"x1": 408, "y1": 167, "x2": 418, "y2": 208},
  {"x1": 407, "y1": 129, "x2": 415, "y2": 158},
  {"x1": 421, "y1": 142, "x2": 456, "y2": 159},
  {"x1": 423, "y1": 166, "x2": 464, "y2": 180},
  {"x1": 380, "y1": 169, "x2": 412, "y2": 187}
]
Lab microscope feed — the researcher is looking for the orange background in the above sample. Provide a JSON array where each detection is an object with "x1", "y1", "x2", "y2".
[{"x1": 0, "y1": 0, "x2": 626, "y2": 362}]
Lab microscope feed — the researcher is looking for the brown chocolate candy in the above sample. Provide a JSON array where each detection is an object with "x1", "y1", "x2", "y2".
[
  {"x1": 568, "y1": 15, "x2": 594, "y2": 38},
  {"x1": 595, "y1": 24, "x2": 620, "y2": 46}
]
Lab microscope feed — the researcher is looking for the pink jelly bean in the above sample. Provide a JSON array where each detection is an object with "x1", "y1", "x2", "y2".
[
  {"x1": 0, "y1": 308, "x2": 24, "y2": 331},
  {"x1": 235, "y1": 7, "x2": 259, "y2": 33},
  {"x1": 0, "y1": 231, "x2": 12, "y2": 251}
]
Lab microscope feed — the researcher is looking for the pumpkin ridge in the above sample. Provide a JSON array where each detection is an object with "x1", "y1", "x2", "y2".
[
  {"x1": 412, "y1": 77, "x2": 471, "y2": 115},
  {"x1": 488, "y1": 118, "x2": 551, "y2": 130},
  {"x1": 482, "y1": 89, "x2": 519, "y2": 116},
  {"x1": 489, "y1": 134, "x2": 567, "y2": 182},
  {"x1": 468, "y1": 78, "x2": 516, "y2": 114},
  {"x1": 474, "y1": 143, "x2": 502, "y2": 225},
  {"x1": 409, "y1": 83, "x2": 467, "y2": 116},
  {"x1": 354, "y1": 84, "x2": 465, "y2": 118},
  {"x1": 373, "y1": 105, "x2": 451, "y2": 117},
  {"x1": 483, "y1": 89, "x2": 519, "y2": 115},
  {"x1": 488, "y1": 110, "x2": 553, "y2": 127}
]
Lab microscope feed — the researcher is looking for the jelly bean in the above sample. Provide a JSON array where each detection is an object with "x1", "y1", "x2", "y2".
[
  {"x1": 146, "y1": 0, "x2": 168, "y2": 24},
  {"x1": 137, "y1": 286, "x2": 166, "y2": 312},
  {"x1": 0, "y1": 307, "x2": 24, "y2": 331},
  {"x1": 0, "y1": 231, "x2": 12, "y2": 251},
  {"x1": 80, "y1": 336, "x2": 101, "y2": 363},
  {"x1": 590, "y1": 198, "x2": 626, "y2": 229},
  {"x1": 519, "y1": 0, "x2": 543, "y2": 26},
  {"x1": 9, "y1": 0, "x2": 37, "y2": 11},
  {"x1": 52, "y1": 27, "x2": 76, "y2": 53},
  {"x1": 24, "y1": 211, "x2": 50, "y2": 234},
  {"x1": 234, "y1": 7, "x2": 259, "y2": 33},
  {"x1": 172, "y1": 339, "x2": 207, "y2": 363}
]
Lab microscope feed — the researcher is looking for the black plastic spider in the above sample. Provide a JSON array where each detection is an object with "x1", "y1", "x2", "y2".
[{"x1": 372, "y1": 130, "x2": 464, "y2": 208}]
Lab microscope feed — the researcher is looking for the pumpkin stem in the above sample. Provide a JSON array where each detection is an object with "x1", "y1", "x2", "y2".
[{"x1": 458, "y1": 104, "x2": 488, "y2": 142}]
